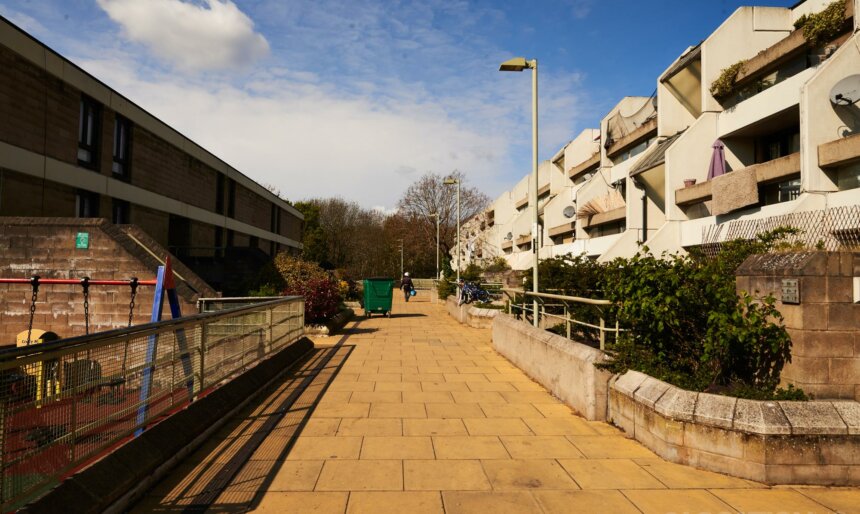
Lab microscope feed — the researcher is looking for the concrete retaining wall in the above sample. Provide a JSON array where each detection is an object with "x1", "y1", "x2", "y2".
[
  {"x1": 610, "y1": 370, "x2": 860, "y2": 485},
  {"x1": 491, "y1": 314, "x2": 612, "y2": 421},
  {"x1": 445, "y1": 297, "x2": 498, "y2": 329}
]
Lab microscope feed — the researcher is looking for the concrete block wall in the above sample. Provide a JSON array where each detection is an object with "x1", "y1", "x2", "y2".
[
  {"x1": 491, "y1": 313, "x2": 612, "y2": 420},
  {"x1": 0, "y1": 218, "x2": 215, "y2": 345},
  {"x1": 736, "y1": 251, "x2": 860, "y2": 400},
  {"x1": 610, "y1": 370, "x2": 860, "y2": 485}
]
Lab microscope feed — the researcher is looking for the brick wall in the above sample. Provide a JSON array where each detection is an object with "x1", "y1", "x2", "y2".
[
  {"x1": 0, "y1": 218, "x2": 216, "y2": 346},
  {"x1": 736, "y1": 251, "x2": 860, "y2": 400},
  {"x1": 0, "y1": 41, "x2": 301, "y2": 252}
]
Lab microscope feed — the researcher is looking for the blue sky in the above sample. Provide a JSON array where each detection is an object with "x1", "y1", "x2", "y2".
[{"x1": 1, "y1": 0, "x2": 791, "y2": 210}]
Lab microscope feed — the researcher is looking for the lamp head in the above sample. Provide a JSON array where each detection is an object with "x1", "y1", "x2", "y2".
[
  {"x1": 499, "y1": 57, "x2": 528, "y2": 72},
  {"x1": 443, "y1": 178, "x2": 459, "y2": 185}
]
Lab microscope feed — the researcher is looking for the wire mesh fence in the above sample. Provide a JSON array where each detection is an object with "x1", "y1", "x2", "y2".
[
  {"x1": 0, "y1": 296, "x2": 304, "y2": 510},
  {"x1": 701, "y1": 205, "x2": 860, "y2": 257}
]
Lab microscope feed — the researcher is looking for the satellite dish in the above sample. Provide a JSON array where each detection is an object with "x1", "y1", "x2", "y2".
[
  {"x1": 504, "y1": 232, "x2": 513, "y2": 241},
  {"x1": 583, "y1": 172, "x2": 594, "y2": 181},
  {"x1": 830, "y1": 75, "x2": 860, "y2": 106},
  {"x1": 562, "y1": 206, "x2": 576, "y2": 219}
]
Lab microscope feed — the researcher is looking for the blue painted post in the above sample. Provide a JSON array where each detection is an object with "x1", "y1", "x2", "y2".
[{"x1": 135, "y1": 265, "x2": 166, "y2": 436}]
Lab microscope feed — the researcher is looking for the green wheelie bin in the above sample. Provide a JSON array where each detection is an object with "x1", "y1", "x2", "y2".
[{"x1": 362, "y1": 278, "x2": 394, "y2": 318}]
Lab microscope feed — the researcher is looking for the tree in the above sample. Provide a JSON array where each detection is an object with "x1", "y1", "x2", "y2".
[
  {"x1": 396, "y1": 171, "x2": 490, "y2": 272},
  {"x1": 294, "y1": 201, "x2": 328, "y2": 266}
]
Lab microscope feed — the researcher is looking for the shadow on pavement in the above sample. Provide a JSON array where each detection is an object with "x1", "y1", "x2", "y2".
[{"x1": 131, "y1": 322, "x2": 362, "y2": 512}]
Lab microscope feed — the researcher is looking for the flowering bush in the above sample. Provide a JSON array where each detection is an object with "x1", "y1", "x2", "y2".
[
  {"x1": 274, "y1": 253, "x2": 342, "y2": 323},
  {"x1": 284, "y1": 276, "x2": 342, "y2": 323}
]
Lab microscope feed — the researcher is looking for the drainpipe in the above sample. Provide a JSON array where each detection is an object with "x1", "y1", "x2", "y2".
[{"x1": 633, "y1": 177, "x2": 647, "y2": 245}]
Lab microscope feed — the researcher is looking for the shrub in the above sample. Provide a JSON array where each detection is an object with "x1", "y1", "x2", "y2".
[
  {"x1": 461, "y1": 263, "x2": 483, "y2": 283},
  {"x1": 709, "y1": 60, "x2": 746, "y2": 99},
  {"x1": 794, "y1": 1, "x2": 846, "y2": 47},
  {"x1": 284, "y1": 277, "x2": 342, "y2": 323},
  {"x1": 437, "y1": 276, "x2": 456, "y2": 299},
  {"x1": 483, "y1": 256, "x2": 511, "y2": 273},
  {"x1": 599, "y1": 230, "x2": 800, "y2": 399},
  {"x1": 273, "y1": 253, "x2": 342, "y2": 323}
]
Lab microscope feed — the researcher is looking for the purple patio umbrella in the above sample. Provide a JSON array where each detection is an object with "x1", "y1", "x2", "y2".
[{"x1": 707, "y1": 139, "x2": 726, "y2": 181}]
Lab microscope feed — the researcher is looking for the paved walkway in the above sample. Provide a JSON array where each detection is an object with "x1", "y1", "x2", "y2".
[{"x1": 133, "y1": 295, "x2": 859, "y2": 513}]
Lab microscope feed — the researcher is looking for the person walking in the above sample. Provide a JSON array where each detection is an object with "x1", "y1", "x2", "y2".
[{"x1": 401, "y1": 272, "x2": 414, "y2": 302}]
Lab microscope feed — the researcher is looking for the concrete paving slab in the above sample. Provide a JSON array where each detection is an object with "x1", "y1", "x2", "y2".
[
  {"x1": 346, "y1": 491, "x2": 444, "y2": 514},
  {"x1": 404, "y1": 460, "x2": 491, "y2": 491},
  {"x1": 131, "y1": 295, "x2": 860, "y2": 514},
  {"x1": 442, "y1": 491, "x2": 542, "y2": 513},
  {"x1": 481, "y1": 459, "x2": 580, "y2": 490},
  {"x1": 711, "y1": 488, "x2": 836, "y2": 514},
  {"x1": 533, "y1": 490, "x2": 640, "y2": 514}
]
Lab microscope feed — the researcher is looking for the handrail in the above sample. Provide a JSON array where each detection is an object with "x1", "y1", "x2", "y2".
[
  {"x1": 500, "y1": 288, "x2": 621, "y2": 350},
  {"x1": 0, "y1": 296, "x2": 301, "y2": 367},
  {"x1": 0, "y1": 295, "x2": 305, "y2": 510}
]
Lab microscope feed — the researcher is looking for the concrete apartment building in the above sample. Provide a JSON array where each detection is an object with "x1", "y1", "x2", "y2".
[
  {"x1": 459, "y1": 0, "x2": 860, "y2": 271},
  {"x1": 0, "y1": 16, "x2": 303, "y2": 293}
]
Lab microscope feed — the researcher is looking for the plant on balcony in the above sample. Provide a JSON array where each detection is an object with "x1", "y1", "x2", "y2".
[
  {"x1": 576, "y1": 191, "x2": 625, "y2": 220},
  {"x1": 709, "y1": 60, "x2": 746, "y2": 99},
  {"x1": 794, "y1": 0, "x2": 846, "y2": 47}
]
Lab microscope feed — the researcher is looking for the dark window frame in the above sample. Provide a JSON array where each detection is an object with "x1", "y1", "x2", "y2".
[
  {"x1": 76, "y1": 190, "x2": 100, "y2": 218},
  {"x1": 112, "y1": 114, "x2": 132, "y2": 180},
  {"x1": 111, "y1": 198, "x2": 130, "y2": 224},
  {"x1": 78, "y1": 96, "x2": 101, "y2": 170}
]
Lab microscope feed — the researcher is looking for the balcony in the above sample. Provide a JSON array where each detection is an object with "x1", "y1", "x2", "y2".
[
  {"x1": 515, "y1": 197, "x2": 528, "y2": 210},
  {"x1": 581, "y1": 206, "x2": 626, "y2": 229},
  {"x1": 674, "y1": 152, "x2": 800, "y2": 207},
  {"x1": 606, "y1": 118, "x2": 658, "y2": 158},
  {"x1": 717, "y1": 68, "x2": 814, "y2": 138},
  {"x1": 721, "y1": 0, "x2": 854, "y2": 100},
  {"x1": 501, "y1": 240, "x2": 513, "y2": 250},
  {"x1": 819, "y1": 132, "x2": 860, "y2": 169},
  {"x1": 515, "y1": 234, "x2": 531, "y2": 246},
  {"x1": 568, "y1": 152, "x2": 600, "y2": 181},
  {"x1": 548, "y1": 222, "x2": 576, "y2": 237}
]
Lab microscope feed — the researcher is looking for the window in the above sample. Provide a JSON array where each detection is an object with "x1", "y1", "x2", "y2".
[
  {"x1": 112, "y1": 199, "x2": 129, "y2": 224},
  {"x1": 112, "y1": 115, "x2": 131, "y2": 178},
  {"x1": 76, "y1": 190, "x2": 100, "y2": 218},
  {"x1": 78, "y1": 97, "x2": 101, "y2": 168}
]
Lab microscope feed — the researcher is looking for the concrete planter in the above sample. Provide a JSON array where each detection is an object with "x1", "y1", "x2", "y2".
[
  {"x1": 610, "y1": 370, "x2": 860, "y2": 485},
  {"x1": 304, "y1": 308, "x2": 354, "y2": 336},
  {"x1": 445, "y1": 297, "x2": 499, "y2": 329},
  {"x1": 491, "y1": 314, "x2": 612, "y2": 421}
]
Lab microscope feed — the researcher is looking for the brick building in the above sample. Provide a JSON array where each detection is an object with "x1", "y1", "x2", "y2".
[{"x1": 0, "y1": 16, "x2": 303, "y2": 293}]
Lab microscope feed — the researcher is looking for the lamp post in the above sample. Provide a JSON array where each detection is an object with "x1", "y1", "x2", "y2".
[
  {"x1": 397, "y1": 238, "x2": 404, "y2": 278},
  {"x1": 443, "y1": 177, "x2": 461, "y2": 286},
  {"x1": 430, "y1": 212, "x2": 440, "y2": 280},
  {"x1": 500, "y1": 56, "x2": 539, "y2": 327}
]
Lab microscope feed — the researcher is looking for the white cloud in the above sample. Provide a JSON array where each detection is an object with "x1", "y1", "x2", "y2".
[
  {"x1": 96, "y1": 0, "x2": 269, "y2": 71},
  {"x1": 77, "y1": 56, "x2": 512, "y2": 210}
]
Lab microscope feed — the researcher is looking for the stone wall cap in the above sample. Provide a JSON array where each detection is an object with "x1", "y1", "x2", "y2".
[
  {"x1": 613, "y1": 370, "x2": 650, "y2": 398},
  {"x1": 780, "y1": 401, "x2": 848, "y2": 435},
  {"x1": 633, "y1": 376, "x2": 672, "y2": 409},
  {"x1": 693, "y1": 392, "x2": 737, "y2": 429},
  {"x1": 654, "y1": 386, "x2": 698, "y2": 422},
  {"x1": 832, "y1": 401, "x2": 860, "y2": 435},
  {"x1": 733, "y1": 399, "x2": 791, "y2": 435}
]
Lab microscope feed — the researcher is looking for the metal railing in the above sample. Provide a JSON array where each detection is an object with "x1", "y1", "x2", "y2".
[
  {"x1": 197, "y1": 296, "x2": 283, "y2": 313},
  {"x1": 0, "y1": 296, "x2": 304, "y2": 510},
  {"x1": 501, "y1": 288, "x2": 621, "y2": 350}
]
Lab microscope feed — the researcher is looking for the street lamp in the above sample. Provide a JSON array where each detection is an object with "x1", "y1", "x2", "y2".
[
  {"x1": 397, "y1": 238, "x2": 404, "y2": 278},
  {"x1": 500, "y1": 56, "x2": 540, "y2": 327},
  {"x1": 429, "y1": 212, "x2": 440, "y2": 280},
  {"x1": 443, "y1": 177, "x2": 461, "y2": 286}
]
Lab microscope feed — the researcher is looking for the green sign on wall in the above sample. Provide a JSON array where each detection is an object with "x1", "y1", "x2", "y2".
[{"x1": 75, "y1": 232, "x2": 89, "y2": 249}]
